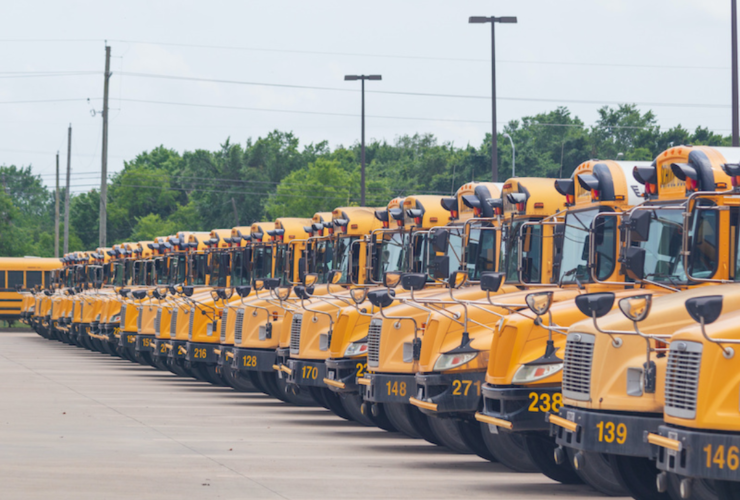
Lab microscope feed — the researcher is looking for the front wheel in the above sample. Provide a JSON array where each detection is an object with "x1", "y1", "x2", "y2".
[
  {"x1": 666, "y1": 474, "x2": 718, "y2": 500},
  {"x1": 339, "y1": 392, "x2": 375, "y2": 426},
  {"x1": 607, "y1": 454, "x2": 669, "y2": 500},
  {"x1": 523, "y1": 434, "x2": 582, "y2": 484},
  {"x1": 456, "y1": 419, "x2": 497, "y2": 462},
  {"x1": 221, "y1": 366, "x2": 257, "y2": 392},
  {"x1": 426, "y1": 416, "x2": 472, "y2": 454},
  {"x1": 480, "y1": 424, "x2": 538, "y2": 472},
  {"x1": 566, "y1": 449, "x2": 626, "y2": 496}
]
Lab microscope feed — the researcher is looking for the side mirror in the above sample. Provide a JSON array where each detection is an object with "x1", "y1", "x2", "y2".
[
  {"x1": 182, "y1": 286, "x2": 194, "y2": 297},
  {"x1": 252, "y1": 280, "x2": 264, "y2": 292},
  {"x1": 626, "y1": 211, "x2": 651, "y2": 243},
  {"x1": 401, "y1": 273, "x2": 427, "y2": 291},
  {"x1": 526, "y1": 291, "x2": 553, "y2": 316},
  {"x1": 431, "y1": 255, "x2": 450, "y2": 280},
  {"x1": 383, "y1": 271, "x2": 402, "y2": 288},
  {"x1": 367, "y1": 289, "x2": 395, "y2": 309},
  {"x1": 431, "y1": 228, "x2": 449, "y2": 254},
  {"x1": 119, "y1": 288, "x2": 131, "y2": 298},
  {"x1": 263, "y1": 278, "x2": 281, "y2": 291},
  {"x1": 448, "y1": 270, "x2": 468, "y2": 289},
  {"x1": 685, "y1": 295, "x2": 723, "y2": 325},
  {"x1": 158, "y1": 287, "x2": 168, "y2": 298},
  {"x1": 235, "y1": 286, "x2": 252, "y2": 298},
  {"x1": 618, "y1": 294, "x2": 652, "y2": 322},
  {"x1": 349, "y1": 287, "x2": 368, "y2": 305},
  {"x1": 152, "y1": 289, "x2": 162, "y2": 300},
  {"x1": 43, "y1": 290, "x2": 52, "y2": 296},
  {"x1": 210, "y1": 290, "x2": 221, "y2": 302},
  {"x1": 168, "y1": 285, "x2": 177, "y2": 295},
  {"x1": 276, "y1": 286, "x2": 292, "y2": 301},
  {"x1": 480, "y1": 272, "x2": 505, "y2": 293},
  {"x1": 223, "y1": 288, "x2": 234, "y2": 300},
  {"x1": 623, "y1": 247, "x2": 646, "y2": 281},
  {"x1": 303, "y1": 273, "x2": 319, "y2": 287},
  {"x1": 132, "y1": 290, "x2": 147, "y2": 300},
  {"x1": 575, "y1": 292, "x2": 615, "y2": 319},
  {"x1": 294, "y1": 285, "x2": 313, "y2": 300},
  {"x1": 327, "y1": 270, "x2": 343, "y2": 284}
]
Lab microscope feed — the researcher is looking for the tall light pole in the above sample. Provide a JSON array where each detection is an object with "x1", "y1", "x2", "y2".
[
  {"x1": 503, "y1": 132, "x2": 515, "y2": 178},
  {"x1": 345, "y1": 74, "x2": 381, "y2": 206},
  {"x1": 469, "y1": 15, "x2": 517, "y2": 182},
  {"x1": 733, "y1": 0, "x2": 739, "y2": 146}
]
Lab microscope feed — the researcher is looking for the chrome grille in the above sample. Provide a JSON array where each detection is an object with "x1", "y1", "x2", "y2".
[
  {"x1": 665, "y1": 341, "x2": 703, "y2": 419},
  {"x1": 290, "y1": 314, "x2": 303, "y2": 355},
  {"x1": 188, "y1": 307, "x2": 195, "y2": 341},
  {"x1": 367, "y1": 319, "x2": 383, "y2": 367},
  {"x1": 562, "y1": 333, "x2": 595, "y2": 401},
  {"x1": 220, "y1": 310, "x2": 229, "y2": 343},
  {"x1": 170, "y1": 310, "x2": 178, "y2": 337},
  {"x1": 71, "y1": 302, "x2": 76, "y2": 320},
  {"x1": 154, "y1": 309, "x2": 162, "y2": 337},
  {"x1": 120, "y1": 304, "x2": 127, "y2": 326},
  {"x1": 234, "y1": 309, "x2": 245, "y2": 345},
  {"x1": 136, "y1": 307, "x2": 143, "y2": 334},
  {"x1": 79, "y1": 302, "x2": 84, "y2": 321}
]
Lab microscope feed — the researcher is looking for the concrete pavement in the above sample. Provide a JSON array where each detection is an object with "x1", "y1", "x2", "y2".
[{"x1": 0, "y1": 332, "x2": 616, "y2": 499}]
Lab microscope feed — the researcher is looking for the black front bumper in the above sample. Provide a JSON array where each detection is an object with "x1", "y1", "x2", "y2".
[
  {"x1": 362, "y1": 372, "x2": 416, "y2": 404},
  {"x1": 414, "y1": 371, "x2": 485, "y2": 415},
  {"x1": 552, "y1": 406, "x2": 662, "y2": 458},
  {"x1": 217, "y1": 346, "x2": 234, "y2": 368},
  {"x1": 231, "y1": 347, "x2": 276, "y2": 373},
  {"x1": 135, "y1": 334, "x2": 155, "y2": 354},
  {"x1": 167, "y1": 340, "x2": 188, "y2": 360},
  {"x1": 152, "y1": 339, "x2": 170, "y2": 358},
  {"x1": 479, "y1": 384, "x2": 562, "y2": 432},
  {"x1": 325, "y1": 357, "x2": 367, "y2": 393},
  {"x1": 656, "y1": 425, "x2": 740, "y2": 481},
  {"x1": 185, "y1": 342, "x2": 220, "y2": 364},
  {"x1": 119, "y1": 330, "x2": 137, "y2": 353},
  {"x1": 286, "y1": 358, "x2": 327, "y2": 388}
]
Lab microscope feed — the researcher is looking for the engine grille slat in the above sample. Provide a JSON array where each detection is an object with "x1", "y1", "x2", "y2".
[
  {"x1": 367, "y1": 319, "x2": 383, "y2": 367},
  {"x1": 170, "y1": 310, "x2": 178, "y2": 337},
  {"x1": 665, "y1": 342, "x2": 703, "y2": 419},
  {"x1": 234, "y1": 309, "x2": 244, "y2": 345},
  {"x1": 220, "y1": 309, "x2": 229, "y2": 343},
  {"x1": 137, "y1": 307, "x2": 143, "y2": 334},
  {"x1": 154, "y1": 309, "x2": 162, "y2": 337},
  {"x1": 290, "y1": 314, "x2": 303, "y2": 355},
  {"x1": 120, "y1": 304, "x2": 126, "y2": 326},
  {"x1": 561, "y1": 333, "x2": 595, "y2": 402},
  {"x1": 188, "y1": 307, "x2": 195, "y2": 341}
]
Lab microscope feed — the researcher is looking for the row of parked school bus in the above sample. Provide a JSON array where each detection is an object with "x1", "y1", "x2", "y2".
[{"x1": 19, "y1": 144, "x2": 740, "y2": 500}]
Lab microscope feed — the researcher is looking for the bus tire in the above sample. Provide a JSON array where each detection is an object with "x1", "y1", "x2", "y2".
[
  {"x1": 455, "y1": 419, "x2": 497, "y2": 462},
  {"x1": 480, "y1": 423, "x2": 538, "y2": 471},
  {"x1": 339, "y1": 392, "x2": 375, "y2": 426},
  {"x1": 566, "y1": 449, "x2": 627, "y2": 496},
  {"x1": 427, "y1": 415, "x2": 472, "y2": 454},
  {"x1": 607, "y1": 454, "x2": 669, "y2": 500},
  {"x1": 523, "y1": 434, "x2": 582, "y2": 484},
  {"x1": 714, "y1": 479, "x2": 739, "y2": 500}
]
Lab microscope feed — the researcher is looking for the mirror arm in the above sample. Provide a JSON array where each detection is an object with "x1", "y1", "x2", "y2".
[
  {"x1": 300, "y1": 297, "x2": 336, "y2": 334},
  {"x1": 354, "y1": 302, "x2": 375, "y2": 318},
  {"x1": 697, "y1": 318, "x2": 740, "y2": 357},
  {"x1": 379, "y1": 306, "x2": 420, "y2": 341}
]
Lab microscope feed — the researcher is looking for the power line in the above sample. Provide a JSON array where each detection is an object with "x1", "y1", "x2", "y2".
[
  {"x1": 118, "y1": 72, "x2": 732, "y2": 109},
  {"x1": 0, "y1": 38, "x2": 728, "y2": 71}
]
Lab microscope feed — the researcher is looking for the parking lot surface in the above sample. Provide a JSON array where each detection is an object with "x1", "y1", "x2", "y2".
[{"x1": 0, "y1": 332, "x2": 618, "y2": 499}]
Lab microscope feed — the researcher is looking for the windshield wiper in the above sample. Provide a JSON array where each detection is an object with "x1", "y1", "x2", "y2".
[
  {"x1": 558, "y1": 266, "x2": 585, "y2": 289},
  {"x1": 645, "y1": 272, "x2": 682, "y2": 286}
]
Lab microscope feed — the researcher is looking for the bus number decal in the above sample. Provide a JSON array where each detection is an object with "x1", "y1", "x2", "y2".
[
  {"x1": 142, "y1": 338, "x2": 150, "y2": 347},
  {"x1": 528, "y1": 392, "x2": 563, "y2": 413},
  {"x1": 243, "y1": 355, "x2": 257, "y2": 368},
  {"x1": 386, "y1": 381, "x2": 407, "y2": 397},
  {"x1": 704, "y1": 444, "x2": 740, "y2": 470},
  {"x1": 302, "y1": 366, "x2": 318, "y2": 380},
  {"x1": 193, "y1": 348, "x2": 207, "y2": 359},
  {"x1": 355, "y1": 362, "x2": 367, "y2": 378},
  {"x1": 452, "y1": 380, "x2": 481, "y2": 397},
  {"x1": 596, "y1": 421, "x2": 627, "y2": 444}
]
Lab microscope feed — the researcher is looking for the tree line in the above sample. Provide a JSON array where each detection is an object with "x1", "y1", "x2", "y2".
[{"x1": 0, "y1": 104, "x2": 732, "y2": 257}]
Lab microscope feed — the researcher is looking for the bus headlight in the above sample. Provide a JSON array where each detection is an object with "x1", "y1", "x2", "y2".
[
  {"x1": 111, "y1": 315, "x2": 121, "y2": 323},
  {"x1": 344, "y1": 342, "x2": 368, "y2": 357},
  {"x1": 512, "y1": 363, "x2": 562, "y2": 383},
  {"x1": 434, "y1": 351, "x2": 478, "y2": 371}
]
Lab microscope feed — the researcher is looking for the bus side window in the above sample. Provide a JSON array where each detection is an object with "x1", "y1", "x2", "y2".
[
  {"x1": 43, "y1": 271, "x2": 51, "y2": 288},
  {"x1": 8, "y1": 271, "x2": 23, "y2": 290},
  {"x1": 0, "y1": 271, "x2": 5, "y2": 289},
  {"x1": 27, "y1": 271, "x2": 42, "y2": 289}
]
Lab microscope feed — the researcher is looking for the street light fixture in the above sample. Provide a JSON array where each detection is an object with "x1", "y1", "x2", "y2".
[
  {"x1": 345, "y1": 74, "x2": 382, "y2": 206},
  {"x1": 469, "y1": 15, "x2": 518, "y2": 182},
  {"x1": 502, "y1": 132, "x2": 515, "y2": 178}
]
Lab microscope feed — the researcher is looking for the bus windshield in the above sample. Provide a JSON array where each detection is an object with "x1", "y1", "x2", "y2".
[
  {"x1": 465, "y1": 226, "x2": 496, "y2": 280},
  {"x1": 252, "y1": 246, "x2": 273, "y2": 280},
  {"x1": 152, "y1": 258, "x2": 167, "y2": 285},
  {"x1": 313, "y1": 240, "x2": 335, "y2": 284},
  {"x1": 190, "y1": 253, "x2": 208, "y2": 286},
  {"x1": 231, "y1": 248, "x2": 251, "y2": 286},
  {"x1": 558, "y1": 208, "x2": 617, "y2": 284},
  {"x1": 113, "y1": 263, "x2": 124, "y2": 287},
  {"x1": 334, "y1": 237, "x2": 358, "y2": 284},
  {"x1": 499, "y1": 221, "x2": 544, "y2": 284},
  {"x1": 374, "y1": 232, "x2": 408, "y2": 281}
]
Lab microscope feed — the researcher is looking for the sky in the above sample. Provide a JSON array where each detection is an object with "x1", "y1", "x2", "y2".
[{"x1": 0, "y1": 0, "x2": 735, "y2": 192}]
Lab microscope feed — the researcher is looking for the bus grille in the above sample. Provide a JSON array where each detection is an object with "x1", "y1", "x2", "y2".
[
  {"x1": 154, "y1": 309, "x2": 162, "y2": 337},
  {"x1": 562, "y1": 333, "x2": 595, "y2": 401},
  {"x1": 665, "y1": 341, "x2": 703, "y2": 419},
  {"x1": 188, "y1": 308, "x2": 195, "y2": 341},
  {"x1": 79, "y1": 302, "x2": 84, "y2": 321},
  {"x1": 137, "y1": 308, "x2": 142, "y2": 334},
  {"x1": 170, "y1": 310, "x2": 178, "y2": 337},
  {"x1": 367, "y1": 319, "x2": 383, "y2": 367},
  {"x1": 220, "y1": 310, "x2": 229, "y2": 343},
  {"x1": 290, "y1": 314, "x2": 303, "y2": 355},
  {"x1": 71, "y1": 302, "x2": 76, "y2": 320},
  {"x1": 120, "y1": 305, "x2": 126, "y2": 326},
  {"x1": 234, "y1": 309, "x2": 245, "y2": 344}
]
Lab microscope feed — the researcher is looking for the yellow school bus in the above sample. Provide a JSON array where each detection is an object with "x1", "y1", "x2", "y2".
[{"x1": 0, "y1": 257, "x2": 61, "y2": 323}]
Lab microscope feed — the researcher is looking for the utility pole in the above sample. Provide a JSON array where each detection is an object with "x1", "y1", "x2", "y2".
[
  {"x1": 231, "y1": 197, "x2": 240, "y2": 226},
  {"x1": 64, "y1": 125, "x2": 71, "y2": 254},
  {"x1": 344, "y1": 74, "x2": 382, "y2": 206},
  {"x1": 733, "y1": 0, "x2": 739, "y2": 146},
  {"x1": 55, "y1": 152, "x2": 60, "y2": 258},
  {"x1": 99, "y1": 44, "x2": 111, "y2": 247}
]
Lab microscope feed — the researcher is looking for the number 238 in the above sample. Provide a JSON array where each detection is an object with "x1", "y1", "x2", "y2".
[{"x1": 528, "y1": 392, "x2": 562, "y2": 413}]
